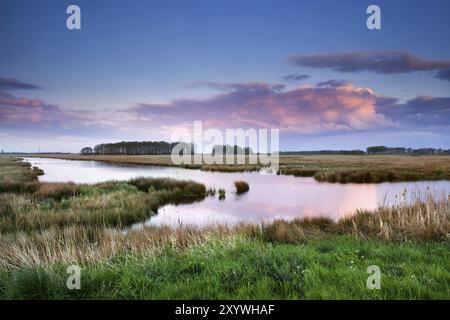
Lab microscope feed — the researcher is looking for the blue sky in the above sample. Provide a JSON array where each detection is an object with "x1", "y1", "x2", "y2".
[{"x1": 1, "y1": 0, "x2": 450, "y2": 152}]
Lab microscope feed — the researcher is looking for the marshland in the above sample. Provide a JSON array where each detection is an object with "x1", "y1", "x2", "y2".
[{"x1": 0, "y1": 156, "x2": 449, "y2": 299}]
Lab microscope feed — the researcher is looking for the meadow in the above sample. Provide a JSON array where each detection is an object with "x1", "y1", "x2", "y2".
[
  {"x1": 30, "y1": 153, "x2": 450, "y2": 183},
  {"x1": 0, "y1": 156, "x2": 448, "y2": 299}
]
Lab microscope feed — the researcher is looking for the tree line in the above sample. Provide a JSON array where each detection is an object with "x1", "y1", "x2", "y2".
[
  {"x1": 81, "y1": 141, "x2": 193, "y2": 155},
  {"x1": 366, "y1": 146, "x2": 450, "y2": 155},
  {"x1": 280, "y1": 150, "x2": 365, "y2": 155},
  {"x1": 211, "y1": 145, "x2": 253, "y2": 155},
  {"x1": 80, "y1": 142, "x2": 450, "y2": 156}
]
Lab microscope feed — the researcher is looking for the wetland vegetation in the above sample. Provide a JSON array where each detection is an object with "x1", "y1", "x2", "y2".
[{"x1": 0, "y1": 156, "x2": 448, "y2": 299}]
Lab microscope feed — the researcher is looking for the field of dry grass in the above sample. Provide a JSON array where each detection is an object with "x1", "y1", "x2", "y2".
[
  {"x1": 1, "y1": 192, "x2": 448, "y2": 270},
  {"x1": 29, "y1": 153, "x2": 450, "y2": 183}
]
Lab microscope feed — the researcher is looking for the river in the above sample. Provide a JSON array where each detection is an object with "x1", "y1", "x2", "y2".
[{"x1": 26, "y1": 157, "x2": 450, "y2": 227}]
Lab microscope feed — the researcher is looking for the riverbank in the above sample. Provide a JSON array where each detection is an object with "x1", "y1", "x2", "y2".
[
  {"x1": 27, "y1": 154, "x2": 450, "y2": 183},
  {"x1": 0, "y1": 157, "x2": 449, "y2": 299}
]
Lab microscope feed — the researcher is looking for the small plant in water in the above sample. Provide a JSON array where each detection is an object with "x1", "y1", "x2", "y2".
[
  {"x1": 218, "y1": 188, "x2": 226, "y2": 200},
  {"x1": 234, "y1": 181, "x2": 249, "y2": 194},
  {"x1": 207, "y1": 188, "x2": 216, "y2": 196}
]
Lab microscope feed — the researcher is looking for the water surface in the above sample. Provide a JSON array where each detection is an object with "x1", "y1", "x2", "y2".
[{"x1": 26, "y1": 157, "x2": 450, "y2": 227}]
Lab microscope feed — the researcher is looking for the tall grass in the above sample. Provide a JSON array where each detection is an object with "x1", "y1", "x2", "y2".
[
  {"x1": 0, "y1": 157, "x2": 40, "y2": 193},
  {"x1": 0, "y1": 192, "x2": 448, "y2": 270},
  {"x1": 253, "y1": 192, "x2": 450, "y2": 243},
  {"x1": 0, "y1": 178, "x2": 206, "y2": 233},
  {"x1": 0, "y1": 158, "x2": 207, "y2": 233}
]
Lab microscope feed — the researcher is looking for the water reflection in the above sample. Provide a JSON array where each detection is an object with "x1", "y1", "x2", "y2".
[{"x1": 26, "y1": 158, "x2": 450, "y2": 227}]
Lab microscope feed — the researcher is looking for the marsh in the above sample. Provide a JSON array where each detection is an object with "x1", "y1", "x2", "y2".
[{"x1": 25, "y1": 157, "x2": 450, "y2": 227}]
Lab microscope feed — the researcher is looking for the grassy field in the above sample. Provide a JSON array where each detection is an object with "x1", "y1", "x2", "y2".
[
  {"x1": 29, "y1": 153, "x2": 450, "y2": 183},
  {"x1": 1, "y1": 236, "x2": 448, "y2": 299},
  {"x1": 0, "y1": 157, "x2": 449, "y2": 299}
]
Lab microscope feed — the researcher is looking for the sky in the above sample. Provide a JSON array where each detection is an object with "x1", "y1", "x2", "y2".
[{"x1": 1, "y1": 0, "x2": 450, "y2": 152}]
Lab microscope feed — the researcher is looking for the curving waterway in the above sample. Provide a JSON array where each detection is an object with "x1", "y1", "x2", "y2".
[{"x1": 26, "y1": 157, "x2": 450, "y2": 227}]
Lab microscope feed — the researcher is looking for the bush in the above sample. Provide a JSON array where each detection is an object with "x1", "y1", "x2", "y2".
[{"x1": 234, "y1": 181, "x2": 249, "y2": 194}]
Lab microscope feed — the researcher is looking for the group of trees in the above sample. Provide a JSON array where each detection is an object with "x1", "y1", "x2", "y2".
[
  {"x1": 80, "y1": 142, "x2": 450, "y2": 156},
  {"x1": 280, "y1": 150, "x2": 365, "y2": 155},
  {"x1": 211, "y1": 145, "x2": 253, "y2": 155},
  {"x1": 366, "y1": 146, "x2": 450, "y2": 155},
  {"x1": 80, "y1": 141, "x2": 193, "y2": 155},
  {"x1": 80, "y1": 147, "x2": 93, "y2": 155}
]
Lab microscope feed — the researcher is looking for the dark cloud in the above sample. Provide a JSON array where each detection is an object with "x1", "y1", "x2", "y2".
[
  {"x1": 379, "y1": 96, "x2": 450, "y2": 126},
  {"x1": 289, "y1": 51, "x2": 450, "y2": 75},
  {"x1": 317, "y1": 80, "x2": 350, "y2": 88},
  {"x1": 0, "y1": 77, "x2": 40, "y2": 90},
  {"x1": 435, "y1": 68, "x2": 450, "y2": 82},
  {"x1": 187, "y1": 81, "x2": 285, "y2": 93},
  {"x1": 280, "y1": 74, "x2": 311, "y2": 82}
]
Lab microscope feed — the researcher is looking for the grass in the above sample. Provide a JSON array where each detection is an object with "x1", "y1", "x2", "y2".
[
  {"x1": 278, "y1": 154, "x2": 450, "y2": 183},
  {"x1": 28, "y1": 153, "x2": 450, "y2": 183},
  {"x1": 0, "y1": 236, "x2": 448, "y2": 299},
  {"x1": 234, "y1": 181, "x2": 249, "y2": 194},
  {"x1": 0, "y1": 179, "x2": 206, "y2": 233},
  {"x1": 0, "y1": 156, "x2": 448, "y2": 299},
  {"x1": 0, "y1": 157, "x2": 42, "y2": 193},
  {"x1": 0, "y1": 157, "x2": 207, "y2": 233},
  {"x1": 218, "y1": 188, "x2": 226, "y2": 200},
  {"x1": 1, "y1": 194, "x2": 448, "y2": 271}
]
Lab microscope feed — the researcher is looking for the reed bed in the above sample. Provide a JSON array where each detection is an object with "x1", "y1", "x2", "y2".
[
  {"x1": 0, "y1": 180, "x2": 207, "y2": 233},
  {"x1": 0, "y1": 192, "x2": 448, "y2": 271}
]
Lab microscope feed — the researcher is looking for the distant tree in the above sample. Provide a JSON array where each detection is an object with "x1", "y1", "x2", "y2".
[
  {"x1": 92, "y1": 141, "x2": 193, "y2": 155},
  {"x1": 80, "y1": 147, "x2": 93, "y2": 155},
  {"x1": 366, "y1": 146, "x2": 388, "y2": 155},
  {"x1": 212, "y1": 145, "x2": 253, "y2": 155},
  {"x1": 280, "y1": 150, "x2": 365, "y2": 155}
]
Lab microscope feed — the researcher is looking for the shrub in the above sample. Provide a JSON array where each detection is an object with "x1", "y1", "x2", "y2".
[{"x1": 234, "y1": 181, "x2": 249, "y2": 194}]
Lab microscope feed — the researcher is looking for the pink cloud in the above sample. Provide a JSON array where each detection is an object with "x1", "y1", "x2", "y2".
[
  {"x1": 130, "y1": 81, "x2": 392, "y2": 133},
  {"x1": 1, "y1": 78, "x2": 447, "y2": 141}
]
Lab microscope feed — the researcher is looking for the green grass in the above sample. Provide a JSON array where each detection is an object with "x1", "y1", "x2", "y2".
[
  {"x1": 0, "y1": 236, "x2": 448, "y2": 299},
  {"x1": 218, "y1": 188, "x2": 226, "y2": 200}
]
